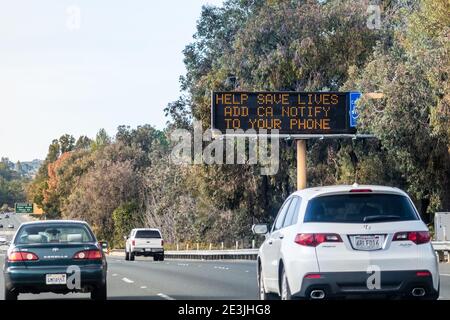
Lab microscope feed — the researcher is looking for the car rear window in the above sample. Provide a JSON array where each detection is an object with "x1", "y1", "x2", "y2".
[
  {"x1": 15, "y1": 224, "x2": 94, "y2": 244},
  {"x1": 304, "y1": 194, "x2": 419, "y2": 223},
  {"x1": 135, "y1": 230, "x2": 161, "y2": 238}
]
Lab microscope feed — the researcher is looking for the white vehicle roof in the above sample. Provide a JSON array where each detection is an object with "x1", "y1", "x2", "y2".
[
  {"x1": 132, "y1": 228, "x2": 161, "y2": 232},
  {"x1": 292, "y1": 184, "x2": 408, "y2": 201}
]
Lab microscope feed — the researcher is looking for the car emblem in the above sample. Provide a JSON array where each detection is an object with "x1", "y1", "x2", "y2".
[
  {"x1": 52, "y1": 248, "x2": 59, "y2": 252},
  {"x1": 363, "y1": 224, "x2": 371, "y2": 230}
]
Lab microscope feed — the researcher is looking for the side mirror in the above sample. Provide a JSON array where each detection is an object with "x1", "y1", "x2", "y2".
[
  {"x1": 98, "y1": 241, "x2": 109, "y2": 253},
  {"x1": 252, "y1": 224, "x2": 268, "y2": 235}
]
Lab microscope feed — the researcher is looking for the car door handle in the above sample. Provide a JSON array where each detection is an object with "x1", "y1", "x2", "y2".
[
  {"x1": 279, "y1": 235, "x2": 284, "y2": 239},
  {"x1": 268, "y1": 240, "x2": 273, "y2": 245}
]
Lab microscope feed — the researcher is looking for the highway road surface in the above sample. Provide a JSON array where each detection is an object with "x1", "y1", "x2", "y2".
[{"x1": 0, "y1": 214, "x2": 449, "y2": 300}]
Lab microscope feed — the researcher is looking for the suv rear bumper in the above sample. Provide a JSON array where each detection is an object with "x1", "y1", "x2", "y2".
[
  {"x1": 132, "y1": 248, "x2": 164, "y2": 257},
  {"x1": 294, "y1": 270, "x2": 439, "y2": 299}
]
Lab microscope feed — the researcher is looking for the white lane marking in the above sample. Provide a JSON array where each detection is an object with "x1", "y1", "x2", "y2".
[
  {"x1": 440, "y1": 274, "x2": 450, "y2": 277},
  {"x1": 122, "y1": 277, "x2": 134, "y2": 284},
  {"x1": 245, "y1": 270, "x2": 250, "y2": 273},
  {"x1": 177, "y1": 263, "x2": 189, "y2": 266},
  {"x1": 158, "y1": 293, "x2": 175, "y2": 300},
  {"x1": 112, "y1": 274, "x2": 118, "y2": 277},
  {"x1": 214, "y1": 266, "x2": 229, "y2": 270},
  {"x1": 140, "y1": 286, "x2": 147, "y2": 289}
]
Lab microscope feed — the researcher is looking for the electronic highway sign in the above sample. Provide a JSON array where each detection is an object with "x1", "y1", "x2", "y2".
[{"x1": 211, "y1": 92, "x2": 361, "y2": 135}]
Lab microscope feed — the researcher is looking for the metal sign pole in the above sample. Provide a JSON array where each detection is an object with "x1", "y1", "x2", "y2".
[{"x1": 297, "y1": 139, "x2": 307, "y2": 190}]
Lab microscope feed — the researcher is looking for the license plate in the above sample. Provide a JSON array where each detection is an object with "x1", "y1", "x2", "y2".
[
  {"x1": 46, "y1": 274, "x2": 67, "y2": 285},
  {"x1": 352, "y1": 235, "x2": 384, "y2": 251}
]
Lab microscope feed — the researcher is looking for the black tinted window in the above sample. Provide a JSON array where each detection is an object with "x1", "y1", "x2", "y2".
[
  {"x1": 304, "y1": 194, "x2": 419, "y2": 223},
  {"x1": 135, "y1": 230, "x2": 161, "y2": 238},
  {"x1": 15, "y1": 224, "x2": 94, "y2": 244}
]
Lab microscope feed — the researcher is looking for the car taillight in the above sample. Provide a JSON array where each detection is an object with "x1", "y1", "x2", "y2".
[
  {"x1": 393, "y1": 231, "x2": 431, "y2": 244},
  {"x1": 304, "y1": 274, "x2": 322, "y2": 279},
  {"x1": 295, "y1": 233, "x2": 342, "y2": 247},
  {"x1": 73, "y1": 249, "x2": 103, "y2": 260},
  {"x1": 161, "y1": 240, "x2": 164, "y2": 246},
  {"x1": 349, "y1": 189, "x2": 372, "y2": 193},
  {"x1": 416, "y1": 271, "x2": 431, "y2": 277},
  {"x1": 132, "y1": 240, "x2": 135, "y2": 246},
  {"x1": 8, "y1": 251, "x2": 39, "y2": 262}
]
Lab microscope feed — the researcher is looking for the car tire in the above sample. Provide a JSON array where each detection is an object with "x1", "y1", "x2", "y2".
[
  {"x1": 125, "y1": 250, "x2": 129, "y2": 261},
  {"x1": 258, "y1": 265, "x2": 279, "y2": 300},
  {"x1": 280, "y1": 268, "x2": 292, "y2": 300},
  {"x1": 421, "y1": 286, "x2": 440, "y2": 300},
  {"x1": 159, "y1": 254, "x2": 164, "y2": 262},
  {"x1": 91, "y1": 282, "x2": 107, "y2": 301},
  {"x1": 4, "y1": 288, "x2": 18, "y2": 301},
  {"x1": 130, "y1": 251, "x2": 135, "y2": 261}
]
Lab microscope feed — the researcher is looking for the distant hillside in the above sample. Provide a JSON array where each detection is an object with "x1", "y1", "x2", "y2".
[{"x1": 1, "y1": 157, "x2": 43, "y2": 178}]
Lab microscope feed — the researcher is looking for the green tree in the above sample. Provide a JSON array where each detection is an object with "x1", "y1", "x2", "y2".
[
  {"x1": 166, "y1": 0, "x2": 387, "y2": 241},
  {"x1": 91, "y1": 129, "x2": 111, "y2": 151},
  {"x1": 75, "y1": 136, "x2": 93, "y2": 150},
  {"x1": 343, "y1": 0, "x2": 450, "y2": 220},
  {"x1": 59, "y1": 134, "x2": 76, "y2": 153},
  {"x1": 112, "y1": 201, "x2": 142, "y2": 247}
]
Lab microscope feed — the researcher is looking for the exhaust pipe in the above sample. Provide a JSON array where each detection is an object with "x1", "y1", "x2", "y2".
[
  {"x1": 411, "y1": 288, "x2": 426, "y2": 297},
  {"x1": 310, "y1": 289, "x2": 325, "y2": 300}
]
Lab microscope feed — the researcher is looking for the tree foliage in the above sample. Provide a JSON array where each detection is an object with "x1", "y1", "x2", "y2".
[{"x1": 26, "y1": 0, "x2": 449, "y2": 245}]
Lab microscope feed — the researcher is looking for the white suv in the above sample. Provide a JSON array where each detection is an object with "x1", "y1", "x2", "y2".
[
  {"x1": 253, "y1": 185, "x2": 439, "y2": 300},
  {"x1": 125, "y1": 228, "x2": 164, "y2": 261}
]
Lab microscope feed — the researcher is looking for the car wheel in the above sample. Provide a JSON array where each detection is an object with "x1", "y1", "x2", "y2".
[
  {"x1": 420, "y1": 287, "x2": 440, "y2": 300},
  {"x1": 130, "y1": 252, "x2": 135, "y2": 261},
  {"x1": 258, "y1": 265, "x2": 279, "y2": 300},
  {"x1": 281, "y1": 268, "x2": 292, "y2": 300},
  {"x1": 91, "y1": 282, "x2": 107, "y2": 301},
  {"x1": 4, "y1": 288, "x2": 18, "y2": 301},
  {"x1": 159, "y1": 254, "x2": 164, "y2": 262},
  {"x1": 125, "y1": 250, "x2": 129, "y2": 261}
]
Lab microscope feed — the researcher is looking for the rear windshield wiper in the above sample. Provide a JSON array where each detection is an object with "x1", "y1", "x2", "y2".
[{"x1": 363, "y1": 215, "x2": 401, "y2": 223}]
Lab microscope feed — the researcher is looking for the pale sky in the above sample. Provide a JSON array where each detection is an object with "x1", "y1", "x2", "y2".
[{"x1": 0, "y1": 0, "x2": 223, "y2": 162}]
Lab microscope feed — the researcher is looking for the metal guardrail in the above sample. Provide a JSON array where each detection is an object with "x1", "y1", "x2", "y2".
[
  {"x1": 162, "y1": 242, "x2": 450, "y2": 262},
  {"x1": 110, "y1": 241, "x2": 450, "y2": 262},
  {"x1": 432, "y1": 241, "x2": 450, "y2": 263},
  {"x1": 109, "y1": 249, "x2": 259, "y2": 260},
  {"x1": 431, "y1": 241, "x2": 450, "y2": 250},
  {"x1": 164, "y1": 249, "x2": 259, "y2": 261}
]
